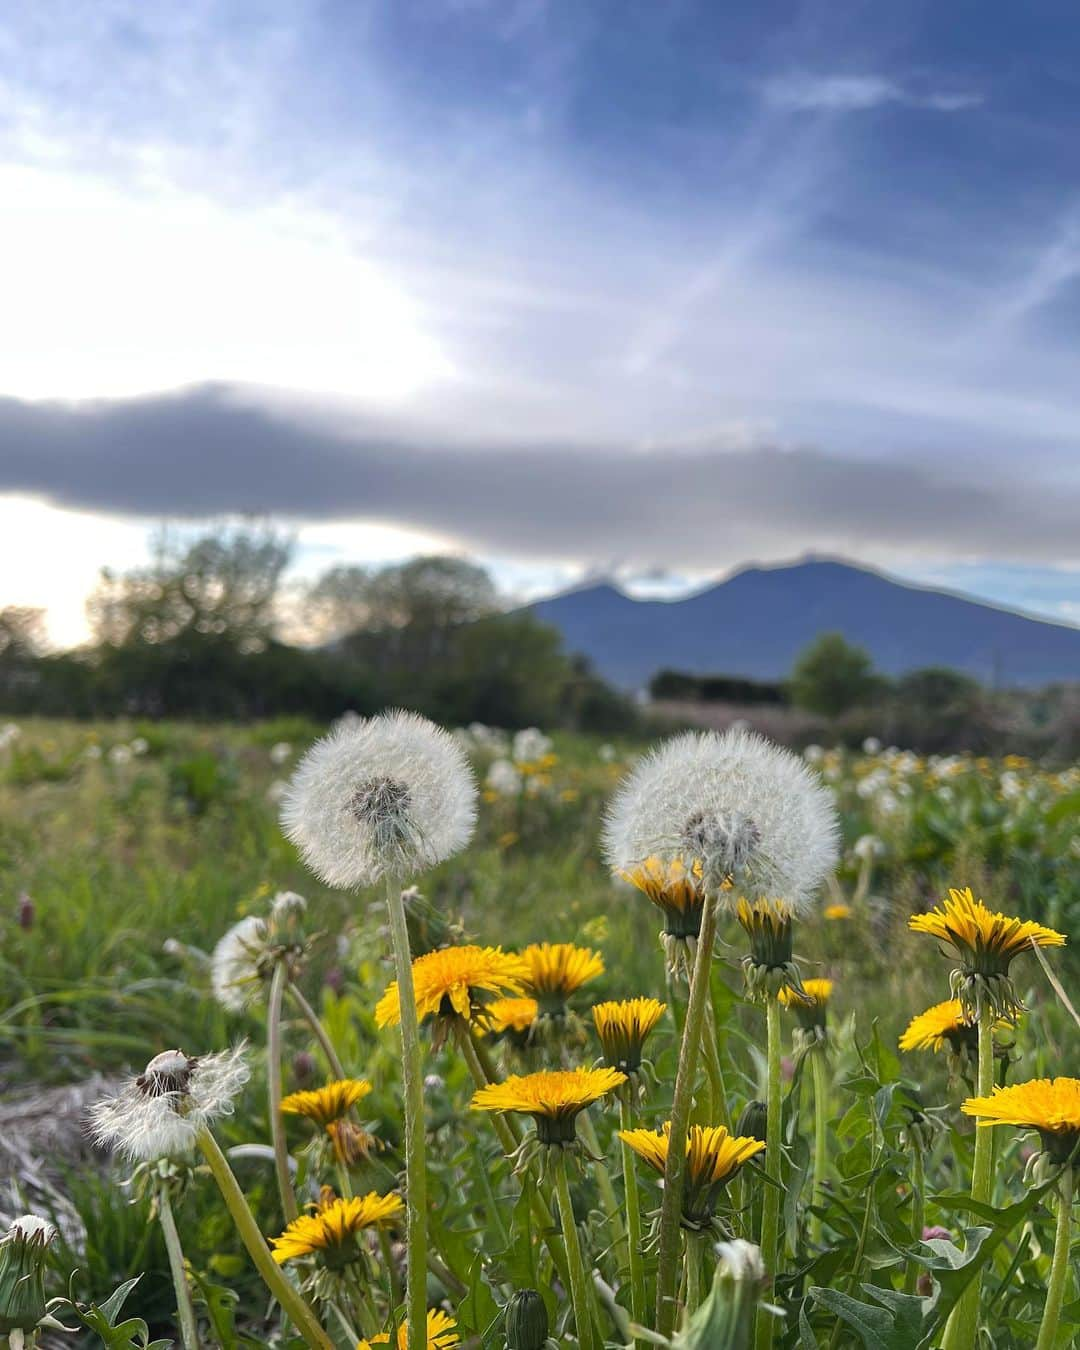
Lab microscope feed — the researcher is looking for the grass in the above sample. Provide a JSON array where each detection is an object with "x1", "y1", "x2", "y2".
[{"x1": 1, "y1": 718, "x2": 1077, "y2": 1346}]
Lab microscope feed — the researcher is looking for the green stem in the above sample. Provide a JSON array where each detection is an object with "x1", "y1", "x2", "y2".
[
  {"x1": 455, "y1": 1023, "x2": 572, "y2": 1287},
  {"x1": 267, "y1": 961, "x2": 299, "y2": 1223},
  {"x1": 286, "y1": 981, "x2": 347, "y2": 1079},
  {"x1": 554, "y1": 1150, "x2": 597, "y2": 1350},
  {"x1": 619, "y1": 1095, "x2": 647, "y2": 1337},
  {"x1": 384, "y1": 878, "x2": 428, "y2": 1350},
  {"x1": 904, "y1": 1144, "x2": 925, "y2": 1296},
  {"x1": 577, "y1": 1111, "x2": 628, "y2": 1274},
  {"x1": 157, "y1": 1187, "x2": 200, "y2": 1350},
  {"x1": 754, "y1": 994, "x2": 783, "y2": 1350},
  {"x1": 809, "y1": 1048, "x2": 829, "y2": 1248},
  {"x1": 702, "y1": 997, "x2": 732, "y2": 1132},
  {"x1": 1035, "y1": 1166, "x2": 1074, "y2": 1350},
  {"x1": 942, "y1": 1003, "x2": 995, "y2": 1350},
  {"x1": 196, "y1": 1127, "x2": 332, "y2": 1349},
  {"x1": 685, "y1": 1232, "x2": 705, "y2": 1315},
  {"x1": 654, "y1": 896, "x2": 720, "y2": 1338}
]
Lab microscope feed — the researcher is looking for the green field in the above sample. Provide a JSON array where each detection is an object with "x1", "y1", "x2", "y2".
[{"x1": 1, "y1": 718, "x2": 1077, "y2": 1347}]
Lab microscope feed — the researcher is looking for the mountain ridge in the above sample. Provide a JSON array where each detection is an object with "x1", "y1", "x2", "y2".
[{"x1": 526, "y1": 558, "x2": 1080, "y2": 689}]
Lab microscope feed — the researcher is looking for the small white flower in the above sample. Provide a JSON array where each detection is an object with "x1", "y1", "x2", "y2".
[
  {"x1": 280, "y1": 710, "x2": 477, "y2": 889},
  {"x1": 862, "y1": 736, "x2": 882, "y2": 755},
  {"x1": 89, "y1": 1046, "x2": 249, "y2": 1161},
  {"x1": 266, "y1": 779, "x2": 287, "y2": 803},
  {"x1": 108, "y1": 745, "x2": 132, "y2": 766},
  {"x1": 84, "y1": 743, "x2": 103, "y2": 760},
  {"x1": 211, "y1": 916, "x2": 269, "y2": 1011},
  {"x1": 598, "y1": 743, "x2": 617, "y2": 763},
  {"x1": 486, "y1": 759, "x2": 521, "y2": 796},
  {"x1": 512, "y1": 727, "x2": 552, "y2": 764},
  {"x1": 130, "y1": 737, "x2": 149, "y2": 756},
  {"x1": 852, "y1": 833, "x2": 884, "y2": 862},
  {"x1": 603, "y1": 727, "x2": 839, "y2": 913},
  {"x1": 271, "y1": 890, "x2": 307, "y2": 922},
  {"x1": 803, "y1": 744, "x2": 824, "y2": 764},
  {"x1": 269, "y1": 741, "x2": 292, "y2": 765}
]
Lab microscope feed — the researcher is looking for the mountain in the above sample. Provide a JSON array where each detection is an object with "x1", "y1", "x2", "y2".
[{"x1": 527, "y1": 559, "x2": 1080, "y2": 690}]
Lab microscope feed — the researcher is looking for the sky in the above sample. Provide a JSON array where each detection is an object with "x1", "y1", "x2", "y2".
[{"x1": 2, "y1": 0, "x2": 1080, "y2": 646}]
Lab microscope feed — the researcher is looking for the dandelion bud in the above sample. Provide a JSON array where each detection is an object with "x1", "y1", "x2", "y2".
[
  {"x1": 736, "y1": 1100, "x2": 768, "y2": 1143},
  {"x1": 271, "y1": 890, "x2": 307, "y2": 923},
  {"x1": 292, "y1": 1050, "x2": 317, "y2": 1084},
  {"x1": 674, "y1": 1239, "x2": 766, "y2": 1349},
  {"x1": 0, "y1": 1215, "x2": 55, "y2": 1334},
  {"x1": 16, "y1": 892, "x2": 33, "y2": 930},
  {"x1": 505, "y1": 1289, "x2": 549, "y2": 1350}
]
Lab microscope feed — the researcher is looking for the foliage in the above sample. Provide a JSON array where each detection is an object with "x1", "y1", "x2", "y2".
[{"x1": 789, "y1": 633, "x2": 881, "y2": 717}]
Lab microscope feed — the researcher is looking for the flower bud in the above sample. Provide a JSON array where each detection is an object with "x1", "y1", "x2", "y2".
[
  {"x1": 675, "y1": 1239, "x2": 766, "y2": 1349},
  {"x1": 0, "y1": 1215, "x2": 54, "y2": 1334},
  {"x1": 505, "y1": 1289, "x2": 549, "y2": 1350},
  {"x1": 736, "y1": 1100, "x2": 768, "y2": 1143}
]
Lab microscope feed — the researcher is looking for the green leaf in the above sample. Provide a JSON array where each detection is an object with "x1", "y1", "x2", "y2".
[{"x1": 808, "y1": 1284, "x2": 924, "y2": 1350}]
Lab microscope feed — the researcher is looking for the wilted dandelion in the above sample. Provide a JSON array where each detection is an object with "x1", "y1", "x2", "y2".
[
  {"x1": 358, "y1": 1308, "x2": 459, "y2": 1350},
  {"x1": 90, "y1": 1046, "x2": 249, "y2": 1162},
  {"x1": 270, "y1": 1190, "x2": 403, "y2": 1267},
  {"x1": 280, "y1": 710, "x2": 477, "y2": 889},
  {"x1": 619, "y1": 1121, "x2": 765, "y2": 1229},
  {"x1": 603, "y1": 727, "x2": 839, "y2": 906},
  {"x1": 0, "y1": 1215, "x2": 55, "y2": 1337}
]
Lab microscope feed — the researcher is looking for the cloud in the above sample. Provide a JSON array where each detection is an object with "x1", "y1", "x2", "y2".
[
  {"x1": 0, "y1": 384, "x2": 1075, "y2": 573},
  {"x1": 761, "y1": 74, "x2": 982, "y2": 114}
]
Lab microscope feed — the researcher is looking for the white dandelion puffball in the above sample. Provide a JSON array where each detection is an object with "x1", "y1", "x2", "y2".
[
  {"x1": 90, "y1": 1046, "x2": 249, "y2": 1162},
  {"x1": 603, "y1": 727, "x2": 839, "y2": 913},
  {"x1": 3, "y1": 1215, "x2": 55, "y2": 1246},
  {"x1": 211, "y1": 915, "x2": 270, "y2": 1011},
  {"x1": 280, "y1": 709, "x2": 477, "y2": 889}
]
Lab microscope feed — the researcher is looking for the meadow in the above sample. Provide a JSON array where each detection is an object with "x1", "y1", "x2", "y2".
[{"x1": 0, "y1": 717, "x2": 1077, "y2": 1349}]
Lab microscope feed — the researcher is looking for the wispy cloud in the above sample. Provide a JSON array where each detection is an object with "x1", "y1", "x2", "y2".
[{"x1": 761, "y1": 74, "x2": 982, "y2": 114}]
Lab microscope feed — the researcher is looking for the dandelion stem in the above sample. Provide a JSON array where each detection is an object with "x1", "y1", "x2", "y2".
[
  {"x1": 454, "y1": 1021, "x2": 572, "y2": 1287},
  {"x1": 267, "y1": 960, "x2": 299, "y2": 1223},
  {"x1": 619, "y1": 1094, "x2": 647, "y2": 1338},
  {"x1": 157, "y1": 1186, "x2": 200, "y2": 1350},
  {"x1": 904, "y1": 1143, "x2": 925, "y2": 1296},
  {"x1": 384, "y1": 876, "x2": 428, "y2": 1350},
  {"x1": 754, "y1": 992, "x2": 783, "y2": 1350},
  {"x1": 685, "y1": 1231, "x2": 706, "y2": 1315},
  {"x1": 286, "y1": 981, "x2": 347, "y2": 1079},
  {"x1": 942, "y1": 1002, "x2": 995, "y2": 1350},
  {"x1": 654, "y1": 892, "x2": 720, "y2": 1338},
  {"x1": 195, "y1": 1127, "x2": 332, "y2": 1349},
  {"x1": 703, "y1": 996, "x2": 732, "y2": 1132},
  {"x1": 1035, "y1": 1166, "x2": 1074, "y2": 1350},
  {"x1": 577, "y1": 1111, "x2": 628, "y2": 1276},
  {"x1": 553, "y1": 1149, "x2": 597, "y2": 1350},
  {"x1": 809, "y1": 1047, "x2": 829, "y2": 1248}
]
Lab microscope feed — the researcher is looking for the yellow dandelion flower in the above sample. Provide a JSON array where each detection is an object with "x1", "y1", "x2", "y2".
[
  {"x1": 280, "y1": 1079, "x2": 372, "y2": 1128},
  {"x1": 620, "y1": 856, "x2": 706, "y2": 938},
  {"x1": 375, "y1": 945, "x2": 529, "y2": 1029},
  {"x1": 270, "y1": 1191, "x2": 403, "y2": 1267},
  {"x1": 592, "y1": 998, "x2": 666, "y2": 1074},
  {"x1": 899, "y1": 999, "x2": 978, "y2": 1054},
  {"x1": 521, "y1": 943, "x2": 604, "y2": 1014},
  {"x1": 484, "y1": 996, "x2": 539, "y2": 1037},
  {"x1": 909, "y1": 887, "x2": 1065, "y2": 1018},
  {"x1": 962, "y1": 1077, "x2": 1080, "y2": 1165},
  {"x1": 619, "y1": 1121, "x2": 766, "y2": 1227},
  {"x1": 359, "y1": 1308, "x2": 459, "y2": 1350},
  {"x1": 779, "y1": 978, "x2": 833, "y2": 1040},
  {"x1": 909, "y1": 888, "x2": 1065, "y2": 965},
  {"x1": 824, "y1": 903, "x2": 852, "y2": 921},
  {"x1": 778, "y1": 978, "x2": 833, "y2": 1009},
  {"x1": 471, "y1": 1066, "x2": 626, "y2": 1145}
]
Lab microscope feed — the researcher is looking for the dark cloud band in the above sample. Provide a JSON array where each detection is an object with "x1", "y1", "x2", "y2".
[{"x1": 0, "y1": 384, "x2": 1074, "y2": 570}]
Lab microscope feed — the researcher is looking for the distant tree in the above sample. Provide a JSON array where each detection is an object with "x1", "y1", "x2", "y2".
[
  {"x1": 895, "y1": 667, "x2": 980, "y2": 710},
  {"x1": 0, "y1": 607, "x2": 47, "y2": 661},
  {"x1": 789, "y1": 631, "x2": 879, "y2": 717},
  {"x1": 88, "y1": 525, "x2": 293, "y2": 652}
]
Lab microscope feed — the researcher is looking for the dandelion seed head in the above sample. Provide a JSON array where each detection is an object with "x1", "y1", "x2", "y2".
[
  {"x1": 603, "y1": 727, "x2": 839, "y2": 913},
  {"x1": 280, "y1": 710, "x2": 477, "y2": 889},
  {"x1": 3, "y1": 1216, "x2": 54, "y2": 1246},
  {"x1": 211, "y1": 915, "x2": 270, "y2": 1012},
  {"x1": 90, "y1": 1045, "x2": 249, "y2": 1162}
]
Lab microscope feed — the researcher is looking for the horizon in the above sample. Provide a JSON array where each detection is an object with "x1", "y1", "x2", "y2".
[{"x1": 3, "y1": 3, "x2": 1080, "y2": 645}]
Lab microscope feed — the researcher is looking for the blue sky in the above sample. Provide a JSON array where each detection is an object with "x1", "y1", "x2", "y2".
[{"x1": 1, "y1": 0, "x2": 1079, "y2": 643}]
